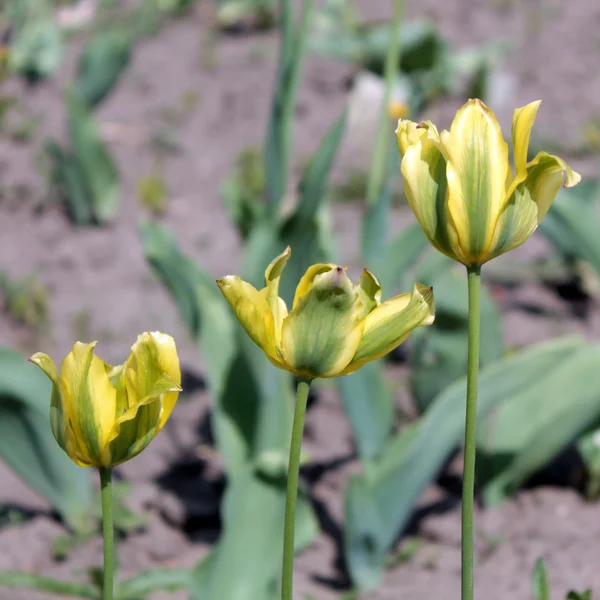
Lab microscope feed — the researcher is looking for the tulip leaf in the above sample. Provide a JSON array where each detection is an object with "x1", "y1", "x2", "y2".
[
  {"x1": 0, "y1": 572, "x2": 99, "y2": 598},
  {"x1": 532, "y1": 558, "x2": 550, "y2": 600},
  {"x1": 344, "y1": 337, "x2": 583, "y2": 589},
  {"x1": 189, "y1": 463, "x2": 318, "y2": 600},
  {"x1": 67, "y1": 89, "x2": 120, "y2": 224},
  {"x1": 409, "y1": 255, "x2": 503, "y2": 413},
  {"x1": 244, "y1": 109, "x2": 347, "y2": 305},
  {"x1": 539, "y1": 181, "x2": 600, "y2": 276},
  {"x1": 117, "y1": 568, "x2": 190, "y2": 599},
  {"x1": 0, "y1": 347, "x2": 92, "y2": 531},
  {"x1": 476, "y1": 343, "x2": 600, "y2": 506},
  {"x1": 264, "y1": 0, "x2": 311, "y2": 211},
  {"x1": 338, "y1": 361, "x2": 393, "y2": 460},
  {"x1": 375, "y1": 223, "x2": 430, "y2": 293},
  {"x1": 75, "y1": 29, "x2": 132, "y2": 107},
  {"x1": 141, "y1": 222, "x2": 293, "y2": 474}
]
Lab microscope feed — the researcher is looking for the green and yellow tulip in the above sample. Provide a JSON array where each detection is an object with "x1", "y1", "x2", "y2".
[
  {"x1": 396, "y1": 98, "x2": 581, "y2": 266},
  {"x1": 217, "y1": 247, "x2": 435, "y2": 380},
  {"x1": 29, "y1": 332, "x2": 181, "y2": 468}
]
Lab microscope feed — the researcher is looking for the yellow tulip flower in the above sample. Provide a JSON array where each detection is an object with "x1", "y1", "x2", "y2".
[
  {"x1": 29, "y1": 332, "x2": 181, "y2": 468},
  {"x1": 217, "y1": 247, "x2": 435, "y2": 380},
  {"x1": 396, "y1": 99, "x2": 581, "y2": 266}
]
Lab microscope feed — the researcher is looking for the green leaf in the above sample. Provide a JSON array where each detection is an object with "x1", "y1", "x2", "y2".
[
  {"x1": 477, "y1": 343, "x2": 600, "y2": 506},
  {"x1": 539, "y1": 181, "x2": 600, "y2": 273},
  {"x1": 67, "y1": 89, "x2": 120, "y2": 223},
  {"x1": 7, "y1": 0, "x2": 63, "y2": 81},
  {"x1": 375, "y1": 223, "x2": 429, "y2": 293},
  {"x1": 244, "y1": 110, "x2": 347, "y2": 305},
  {"x1": 532, "y1": 558, "x2": 550, "y2": 600},
  {"x1": 45, "y1": 140, "x2": 93, "y2": 226},
  {"x1": 75, "y1": 29, "x2": 132, "y2": 107},
  {"x1": 189, "y1": 463, "x2": 318, "y2": 600},
  {"x1": 566, "y1": 591, "x2": 593, "y2": 600},
  {"x1": 338, "y1": 361, "x2": 393, "y2": 459},
  {"x1": 264, "y1": 0, "x2": 312, "y2": 211},
  {"x1": 0, "y1": 572, "x2": 99, "y2": 598},
  {"x1": 141, "y1": 221, "x2": 294, "y2": 474},
  {"x1": 117, "y1": 568, "x2": 190, "y2": 599},
  {"x1": 410, "y1": 257, "x2": 503, "y2": 413},
  {"x1": 344, "y1": 337, "x2": 583, "y2": 589},
  {"x1": 0, "y1": 347, "x2": 92, "y2": 531}
]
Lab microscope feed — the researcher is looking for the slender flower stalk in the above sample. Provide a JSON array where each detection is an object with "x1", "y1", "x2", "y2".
[
  {"x1": 281, "y1": 379, "x2": 311, "y2": 600},
  {"x1": 99, "y1": 468, "x2": 115, "y2": 600},
  {"x1": 462, "y1": 266, "x2": 481, "y2": 600}
]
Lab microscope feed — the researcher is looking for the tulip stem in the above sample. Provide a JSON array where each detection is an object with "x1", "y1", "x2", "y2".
[
  {"x1": 462, "y1": 265, "x2": 481, "y2": 600},
  {"x1": 99, "y1": 467, "x2": 115, "y2": 600},
  {"x1": 282, "y1": 378, "x2": 311, "y2": 600}
]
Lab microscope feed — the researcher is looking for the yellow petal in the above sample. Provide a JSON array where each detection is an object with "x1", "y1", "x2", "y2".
[
  {"x1": 524, "y1": 151, "x2": 582, "y2": 223},
  {"x1": 217, "y1": 275, "x2": 281, "y2": 363},
  {"x1": 264, "y1": 247, "x2": 291, "y2": 347},
  {"x1": 395, "y1": 119, "x2": 427, "y2": 156},
  {"x1": 29, "y1": 353, "x2": 79, "y2": 462},
  {"x1": 511, "y1": 100, "x2": 542, "y2": 175},
  {"x1": 401, "y1": 131, "x2": 462, "y2": 262},
  {"x1": 441, "y1": 99, "x2": 511, "y2": 265},
  {"x1": 282, "y1": 267, "x2": 365, "y2": 378},
  {"x1": 356, "y1": 269, "x2": 382, "y2": 318},
  {"x1": 291, "y1": 263, "x2": 337, "y2": 310},
  {"x1": 341, "y1": 283, "x2": 435, "y2": 375},
  {"x1": 59, "y1": 341, "x2": 116, "y2": 467}
]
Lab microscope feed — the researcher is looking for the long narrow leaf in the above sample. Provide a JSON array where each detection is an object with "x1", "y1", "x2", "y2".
[
  {"x1": 344, "y1": 337, "x2": 583, "y2": 589},
  {"x1": 0, "y1": 347, "x2": 92, "y2": 530}
]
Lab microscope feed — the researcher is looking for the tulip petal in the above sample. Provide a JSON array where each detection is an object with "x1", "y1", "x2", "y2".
[
  {"x1": 396, "y1": 119, "x2": 427, "y2": 156},
  {"x1": 356, "y1": 269, "x2": 382, "y2": 317},
  {"x1": 218, "y1": 275, "x2": 280, "y2": 362},
  {"x1": 291, "y1": 263, "x2": 337, "y2": 309},
  {"x1": 29, "y1": 353, "x2": 77, "y2": 461},
  {"x1": 60, "y1": 342, "x2": 116, "y2": 466},
  {"x1": 523, "y1": 151, "x2": 582, "y2": 223},
  {"x1": 511, "y1": 100, "x2": 541, "y2": 175},
  {"x1": 441, "y1": 99, "x2": 511, "y2": 264},
  {"x1": 264, "y1": 247, "x2": 291, "y2": 347},
  {"x1": 282, "y1": 267, "x2": 365, "y2": 378},
  {"x1": 401, "y1": 132, "x2": 459, "y2": 261},
  {"x1": 341, "y1": 283, "x2": 435, "y2": 375}
]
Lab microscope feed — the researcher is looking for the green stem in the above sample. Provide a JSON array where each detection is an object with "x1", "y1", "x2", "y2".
[
  {"x1": 281, "y1": 379, "x2": 311, "y2": 600},
  {"x1": 462, "y1": 265, "x2": 481, "y2": 600},
  {"x1": 99, "y1": 467, "x2": 115, "y2": 600},
  {"x1": 365, "y1": 0, "x2": 405, "y2": 207}
]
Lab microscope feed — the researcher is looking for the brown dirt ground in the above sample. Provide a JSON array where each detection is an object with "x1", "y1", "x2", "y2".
[{"x1": 1, "y1": 0, "x2": 600, "y2": 598}]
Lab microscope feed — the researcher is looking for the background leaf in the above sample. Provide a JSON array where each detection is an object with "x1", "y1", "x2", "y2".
[{"x1": 0, "y1": 347, "x2": 92, "y2": 531}]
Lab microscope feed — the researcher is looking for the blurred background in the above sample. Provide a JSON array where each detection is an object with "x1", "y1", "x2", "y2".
[{"x1": 0, "y1": 0, "x2": 599, "y2": 598}]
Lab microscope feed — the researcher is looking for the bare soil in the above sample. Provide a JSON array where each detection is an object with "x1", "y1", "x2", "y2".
[{"x1": 1, "y1": 0, "x2": 600, "y2": 598}]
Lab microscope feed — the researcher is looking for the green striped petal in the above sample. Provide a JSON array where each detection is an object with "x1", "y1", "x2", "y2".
[
  {"x1": 523, "y1": 151, "x2": 581, "y2": 223},
  {"x1": 264, "y1": 247, "x2": 291, "y2": 347},
  {"x1": 282, "y1": 266, "x2": 365, "y2": 378},
  {"x1": 401, "y1": 127, "x2": 459, "y2": 262},
  {"x1": 59, "y1": 342, "x2": 116, "y2": 467},
  {"x1": 511, "y1": 100, "x2": 541, "y2": 176},
  {"x1": 441, "y1": 99, "x2": 511, "y2": 265},
  {"x1": 356, "y1": 269, "x2": 382, "y2": 318},
  {"x1": 107, "y1": 332, "x2": 181, "y2": 465},
  {"x1": 29, "y1": 352, "x2": 83, "y2": 465},
  {"x1": 341, "y1": 283, "x2": 435, "y2": 375}
]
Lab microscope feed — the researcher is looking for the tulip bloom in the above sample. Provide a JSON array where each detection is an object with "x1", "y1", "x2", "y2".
[
  {"x1": 29, "y1": 332, "x2": 181, "y2": 468},
  {"x1": 217, "y1": 247, "x2": 435, "y2": 379},
  {"x1": 396, "y1": 99, "x2": 581, "y2": 266}
]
